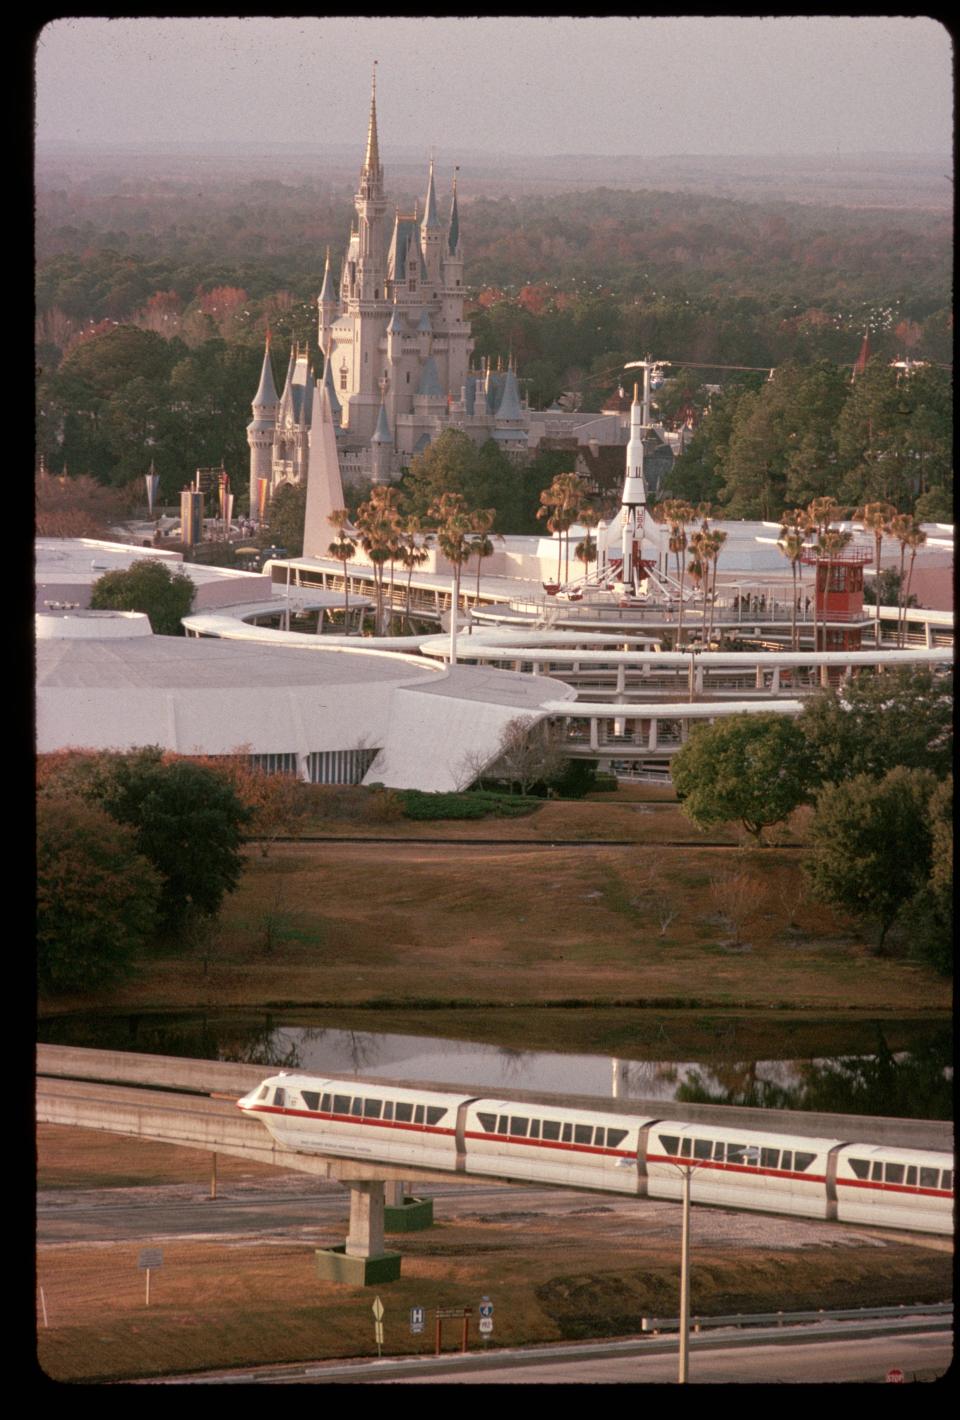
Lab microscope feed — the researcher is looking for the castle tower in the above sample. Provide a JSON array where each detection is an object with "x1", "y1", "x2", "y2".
[{"x1": 247, "y1": 333, "x2": 279, "y2": 496}]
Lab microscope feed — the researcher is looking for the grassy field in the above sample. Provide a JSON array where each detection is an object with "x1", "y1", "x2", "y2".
[
  {"x1": 36, "y1": 1128, "x2": 953, "y2": 1384},
  {"x1": 39, "y1": 826, "x2": 951, "y2": 1021}
]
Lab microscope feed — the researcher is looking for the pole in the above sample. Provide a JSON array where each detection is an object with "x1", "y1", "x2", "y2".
[
  {"x1": 145, "y1": 1268, "x2": 151, "y2": 1308},
  {"x1": 210, "y1": 1152, "x2": 217, "y2": 1200},
  {"x1": 679, "y1": 1167, "x2": 690, "y2": 1384},
  {"x1": 40, "y1": 1287, "x2": 48, "y2": 1328}
]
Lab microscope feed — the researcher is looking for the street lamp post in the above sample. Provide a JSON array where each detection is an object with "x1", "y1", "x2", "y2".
[
  {"x1": 678, "y1": 1164, "x2": 692, "y2": 1383},
  {"x1": 687, "y1": 645, "x2": 700, "y2": 703}
]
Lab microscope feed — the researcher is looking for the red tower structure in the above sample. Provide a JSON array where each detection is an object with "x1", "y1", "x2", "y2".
[{"x1": 801, "y1": 544, "x2": 872, "y2": 651}]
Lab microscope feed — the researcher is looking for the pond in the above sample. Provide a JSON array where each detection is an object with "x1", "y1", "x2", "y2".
[{"x1": 38, "y1": 1010, "x2": 952, "y2": 1120}]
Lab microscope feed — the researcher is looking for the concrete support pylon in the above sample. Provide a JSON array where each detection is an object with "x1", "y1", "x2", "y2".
[
  {"x1": 346, "y1": 1179, "x2": 386, "y2": 1259},
  {"x1": 315, "y1": 1178, "x2": 402, "y2": 1285}
]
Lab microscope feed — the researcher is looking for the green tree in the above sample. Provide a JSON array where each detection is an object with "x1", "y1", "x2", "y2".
[
  {"x1": 908, "y1": 775, "x2": 952, "y2": 975},
  {"x1": 402, "y1": 429, "x2": 481, "y2": 519},
  {"x1": 96, "y1": 749, "x2": 250, "y2": 937},
  {"x1": 671, "y1": 713, "x2": 811, "y2": 843},
  {"x1": 805, "y1": 766, "x2": 936, "y2": 954},
  {"x1": 37, "y1": 794, "x2": 161, "y2": 994},
  {"x1": 799, "y1": 667, "x2": 953, "y2": 790},
  {"x1": 89, "y1": 558, "x2": 195, "y2": 635},
  {"x1": 264, "y1": 481, "x2": 307, "y2": 557}
]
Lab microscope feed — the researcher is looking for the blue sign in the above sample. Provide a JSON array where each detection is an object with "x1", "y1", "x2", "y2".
[{"x1": 479, "y1": 1297, "x2": 494, "y2": 1318}]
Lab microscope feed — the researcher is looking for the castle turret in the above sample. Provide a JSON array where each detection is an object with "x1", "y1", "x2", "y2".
[
  {"x1": 318, "y1": 246, "x2": 338, "y2": 356},
  {"x1": 421, "y1": 157, "x2": 442, "y2": 293},
  {"x1": 247, "y1": 334, "x2": 279, "y2": 495},
  {"x1": 370, "y1": 398, "x2": 394, "y2": 484}
]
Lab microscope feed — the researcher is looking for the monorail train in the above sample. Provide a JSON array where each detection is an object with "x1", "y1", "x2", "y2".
[{"x1": 238, "y1": 1074, "x2": 954, "y2": 1236}]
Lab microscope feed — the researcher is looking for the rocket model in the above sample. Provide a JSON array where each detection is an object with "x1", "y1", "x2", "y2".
[{"x1": 620, "y1": 382, "x2": 647, "y2": 591}]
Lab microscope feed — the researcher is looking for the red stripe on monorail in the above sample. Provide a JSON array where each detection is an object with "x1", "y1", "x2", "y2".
[{"x1": 837, "y1": 1177, "x2": 952, "y2": 1199}]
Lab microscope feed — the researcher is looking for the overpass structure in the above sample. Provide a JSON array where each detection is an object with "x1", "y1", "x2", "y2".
[{"x1": 37, "y1": 1046, "x2": 952, "y2": 1284}]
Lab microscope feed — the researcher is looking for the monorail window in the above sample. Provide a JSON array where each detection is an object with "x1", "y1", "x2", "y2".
[
  {"x1": 906, "y1": 1167, "x2": 917, "y2": 1186},
  {"x1": 414, "y1": 1105, "x2": 425, "y2": 1125},
  {"x1": 562, "y1": 1123, "x2": 573, "y2": 1143},
  {"x1": 351, "y1": 1097, "x2": 363, "y2": 1116},
  {"x1": 849, "y1": 1159, "x2": 869, "y2": 1179},
  {"x1": 680, "y1": 1138, "x2": 692, "y2": 1158},
  {"x1": 364, "y1": 1099, "x2": 383, "y2": 1119},
  {"x1": 574, "y1": 1124, "x2": 593, "y2": 1145},
  {"x1": 595, "y1": 1128, "x2": 605, "y2": 1147},
  {"x1": 942, "y1": 1171, "x2": 953, "y2": 1190},
  {"x1": 885, "y1": 1164, "x2": 905, "y2": 1185},
  {"x1": 659, "y1": 1135, "x2": 679, "y2": 1156},
  {"x1": 426, "y1": 1107, "x2": 446, "y2": 1126},
  {"x1": 713, "y1": 1142, "x2": 725, "y2": 1160},
  {"x1": 273, "y1": 1088, "x2": 286, "y2": 1107},
  {"x1": 498, "y1": 1115, "x2": 509, "y2": 1134},
  {"x1": 529, "y1": 1119, "x2": 540, "y2": 1139},
  {"x1": 781, "y1": 1151, "x2": 793, "y2": 1171},
  {"x1": 321, "y1": 1094, "x2": 331, "y2": 1112},
  {"x1": 542, "y1": 1120, "x2": 561, "y2": 1141},
  {"x1": 761, "y1": 1149, "x2": 780, "y2": 1169},
  {"x1": 477, "y1": 1112, "x2": 497, "y2": 1133},
  {"x1": 383, "y1": 1102, "x2": 394, "y2": 1121},
  {"x1": 694, "y1": 1138, "x2": 712, "y2": 1160},
  {"x1": 511, "y1": 1117, "x2": 529, "y2": 1137},
  {"x1": 607, "y1": 1129, "x2": 628, "y2": 1149},
  {"x1": 871, "y1": 1162, "x2": 883, "y2": 1181},
  {"x1": 727, "y1": 1143, "x2": 746, "y2": 1164},
  {"x1": 395, "y1": 1102, "x2": 414, "y2": 1123},
  {"x1": 333, "y1": 1094, "x2": 350, "y2": 1114},
  {"x1": 302, "y1": 1091, "x2": 320, "y2": 1112},
  {"x1": 794, "y1": 1153, "x2": 816, "y2": 1172},
  {"x1": 257, "y1": 1086, "x2": 269, "y2": 1101}
]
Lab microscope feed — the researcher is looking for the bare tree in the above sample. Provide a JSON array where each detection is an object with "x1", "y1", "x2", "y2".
[{"x1": 489, "y1": 716, "x2": 567, "y2": 796}]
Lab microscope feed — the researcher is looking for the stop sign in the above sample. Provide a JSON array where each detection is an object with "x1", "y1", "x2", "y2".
[{"x1": 886, "y1": 1368, "x2": 905, "y2": 1383}]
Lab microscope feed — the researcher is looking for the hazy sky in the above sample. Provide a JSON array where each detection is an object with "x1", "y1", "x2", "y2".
[{"x1": 36, "y1": 16, "x2": 952, "y2": 158}]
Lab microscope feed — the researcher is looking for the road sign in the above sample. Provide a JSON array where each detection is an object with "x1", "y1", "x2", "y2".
[
  {"x1": 479, "y1": 1296, "x2": 494, "y2": 1318},
  {"x1": 372, "y1": 1296, "x2": 384, "y2": 1321},
  {"x1": 410, "y1": 1306, "x2": 425, "y2": 1335},
  {"x1": 138, "y1": 1249, "x2": 163, "y2": 1270},
  {"x1": 479, "y1": 1317, "x2": 494, "y2": 1335},
  {"x1": 886, "y1": 1368, "x2": 904, "y2": 1383}
]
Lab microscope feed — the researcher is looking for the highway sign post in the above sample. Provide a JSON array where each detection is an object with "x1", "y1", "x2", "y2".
[
  {"x1": 138, "y1": 1248, "x2": 163, "y2": 1306},
  {"x1": 479, "y1": 1296, "x2": 494, "y2": 1342},
  {"x1": 372, "y1": 1295, "x2": 384, "y2": 1357},
  {"x1": 410, "y1": 1306, "x2": 425, "y2": 1335}
]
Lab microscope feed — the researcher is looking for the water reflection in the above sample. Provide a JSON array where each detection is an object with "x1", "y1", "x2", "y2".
[
  {"x1": 676, "y1": 1030, "x2": 953, "y2": 1120},
  {"x1": 38, "y1": 1015, "x2": 951, "y2": 1118}
]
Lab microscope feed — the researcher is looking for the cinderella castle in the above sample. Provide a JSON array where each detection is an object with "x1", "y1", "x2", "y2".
[{"x1": 247, "y1": 69, "x2": 530, "y2": 515}]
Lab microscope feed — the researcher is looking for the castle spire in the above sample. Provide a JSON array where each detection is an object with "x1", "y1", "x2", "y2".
[
  {"x1": 423, "y1": 155, "x2": 440, "y2": 229},
  {"x1": 447, "y1": 168, "x2": 460, "y2": 255},
  {"x1": 362, "y1": 61, "x2": 382, "y2": 186}
]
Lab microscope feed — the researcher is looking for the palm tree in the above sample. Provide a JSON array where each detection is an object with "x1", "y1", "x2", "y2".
[
  {"x1": 778, "y1": 507, "x2": 811, "y2": 651},
  {"x1": 890, "y1": 513, "x2": 926, "y2": 646},
  {"x1": 658, "y1": 498, "x2": 696, "y2": 646},
  {"x1": 856, "y1": 500, "x2": 896, "y2": 647},
  {"x1": 706, "y1": 527, "x2": 727, "y2": 643},
  {"x1": 687, "y1": 528, "x2": 707, "y2": 645},
  {"x1": 429, "y1": 491, "x2": 475, "y2": 665},
  {"x1": 805, "y1": 497, "x2": 845, "y2": 652},
  {"x1": 326, "y1": 507, "x2": 357, "y2": 632},
  {"x1": 468, "y1": 507, "x2": 498, "y2": 605},
  {"x1": 537, "y1": 471, "x2": 587, "y2": 586},
  {"x1": 355, "y1": 485, "x2": 403, "y2": 635},
  {"x1": 398, "y1": 515, "x2": 431, "y2": 632},
  {"x1": 902, "y1": 522, "x2": 927, "y2": 642}
]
